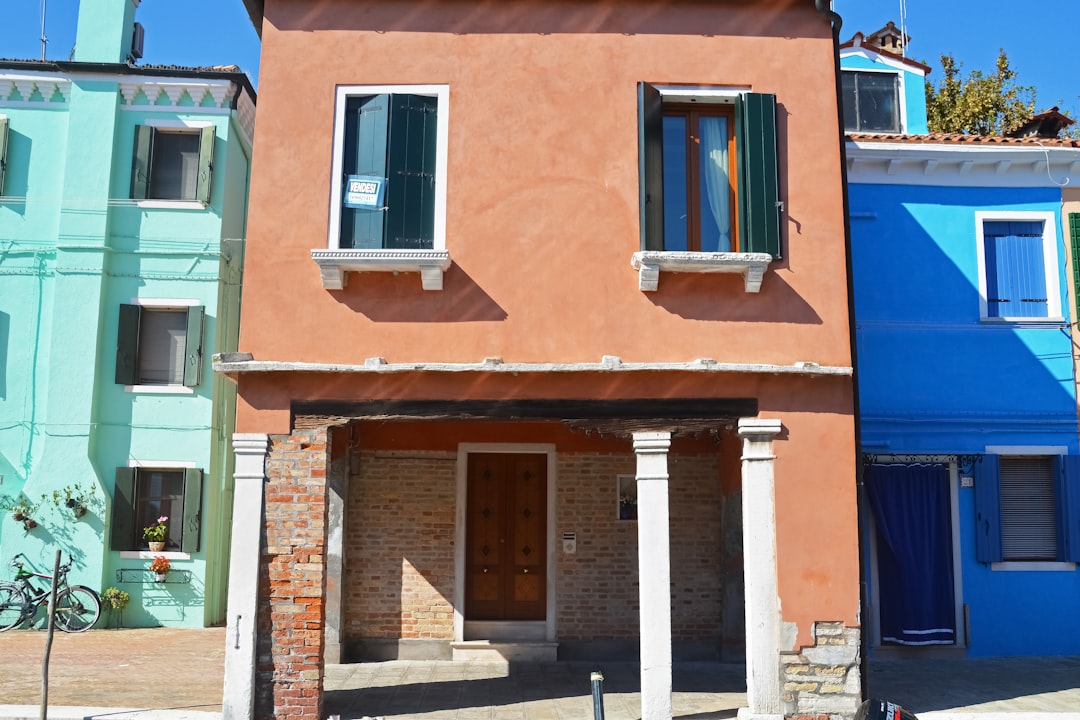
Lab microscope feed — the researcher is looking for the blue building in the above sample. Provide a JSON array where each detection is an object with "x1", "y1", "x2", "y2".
[{"x1": 844, "y1": 26, "x2": 1080, "y2": 657}]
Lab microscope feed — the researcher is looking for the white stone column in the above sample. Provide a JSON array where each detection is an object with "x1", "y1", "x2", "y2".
[
  {"x1": 222, "y1": 433, "x2": 270, "y2": 720},
  {"x1": 634, "y1": 431, "x2": 673, "y2": 720},
  {"x1": 737, "y1": 418, "x2": 784, "y2": 720}
]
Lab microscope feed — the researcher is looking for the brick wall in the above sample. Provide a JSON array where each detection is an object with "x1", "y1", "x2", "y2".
[
  {"x1": 256, "y1": 427, "x2": 331, "y2": 720},
  {"x1": 343, "y1": 450, "x2": 457, "y2": 641},
  {"x1": 339, "y1": 445, "x2": 732, "y2": 654}
]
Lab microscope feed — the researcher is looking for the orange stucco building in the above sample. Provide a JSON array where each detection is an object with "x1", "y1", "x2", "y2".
[{"x1": 220, "y1": 2, "x2": 861, "y2": 719}]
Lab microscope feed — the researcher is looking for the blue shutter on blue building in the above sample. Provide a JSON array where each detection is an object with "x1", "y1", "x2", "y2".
[
  {"x1": 973, "y1": 455, "x2": 1002, "y2": 563},
  {"x1": 983, "y1": 221, "x2": 1047, "y2": 318},
  {"x1": 1055, "y1": 455, "x2": 1080, "y2": 562}
]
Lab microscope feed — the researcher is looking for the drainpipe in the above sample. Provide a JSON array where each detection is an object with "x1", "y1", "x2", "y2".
[{"x1": 814, "y1": 0, "x2": 869, "y2": 702}]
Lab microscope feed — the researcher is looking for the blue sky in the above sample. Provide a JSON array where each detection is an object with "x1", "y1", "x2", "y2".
[{"x1": 4, "y1": 1, "x2": 1077, "y2": 120}]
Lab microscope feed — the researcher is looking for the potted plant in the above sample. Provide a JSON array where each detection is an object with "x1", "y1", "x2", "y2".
[
  {"x1": 2, "y1": 495, "x2": 39, "y2": 529},
  {"x1": 619, "y1": 493, "x2": 637, "y2": 520},
  {"x1": 101, "y1": 587, "x2": 130, "y2": 628},
  {"x1": 51, "y1": 483, "x2": 91, "y2": 518},
  {"x1": 149, "y1": 556, "x2": 171, "y2": 582},
  {"x1": 143, "y1": 515, "x2": 169, "y2": 551}
]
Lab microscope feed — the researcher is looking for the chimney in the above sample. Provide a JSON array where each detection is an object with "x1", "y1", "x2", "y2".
[{"x1": 73, "y1": 0, "x2": 141, "y2": 64}]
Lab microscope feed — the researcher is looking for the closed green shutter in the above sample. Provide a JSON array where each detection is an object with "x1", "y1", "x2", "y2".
[
  {"x1": 182, "y1": 305, "x2": 205, "y2": 388},
  {"x1": 112, "y1": 468, "x2": 137, "y2": 550},
  {"x1": 115, "y1": 304, "x2": 142, "y2": 385},
  {"x1": 0, "y1": 117, "x2": 9, "y2": 196},
  {"x1": 638, "y1": 82, "x2": 665, "y2": 252},
  {"x1": 1055, "y1": 455, "x2": 1080, "y2": 562},
  {"x1": 973, "y1": 454, "x2": 1002, "y2": 563},
  {"x1": 1070, "y1": 214, "x2": 1080, "y2": 323},
  {"x1": 131, "y1": 125, "x2": 154, "y2": 199},
  {"x1": 737, "y1": 93, "x2": 781, "y2": 258},
  {"x1": 181, "y1": 468, "x2": 203, "y2": 553},
  {"x1": 341, "y1": 95, "x2": 390, "y2": 249},
  {"x1": 196, "y1": 125, "x2": 215, "y2": 205},
  {"x1": 385, "y1": 94, "x2": 438, "y2": 249}
]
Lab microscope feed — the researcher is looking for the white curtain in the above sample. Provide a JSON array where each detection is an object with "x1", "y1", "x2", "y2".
[{"x1": 699, "y1": 117, "x2": 731, "y2": 252}]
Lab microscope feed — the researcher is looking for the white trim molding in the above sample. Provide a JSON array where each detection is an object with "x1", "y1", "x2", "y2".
[
  {"x1": 631, "y1": 251, "x2": 773, "y2": 292},
  {"x1": 311, "y1": 248, "x2": 451, "y2": 290}
]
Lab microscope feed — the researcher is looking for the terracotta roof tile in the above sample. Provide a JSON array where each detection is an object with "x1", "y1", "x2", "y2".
[{"x1": 847, "y1": 132, "x2": 1080, "y2": 149}]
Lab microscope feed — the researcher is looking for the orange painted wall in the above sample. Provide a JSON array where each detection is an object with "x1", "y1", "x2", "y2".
[{"x1": 239, "y1": 0, "x2": 859, "y2": 649}]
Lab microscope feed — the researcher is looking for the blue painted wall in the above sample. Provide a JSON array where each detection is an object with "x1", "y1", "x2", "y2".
[{"x1": 851, "y1": 181, "x2": 1080, "y2": 656}]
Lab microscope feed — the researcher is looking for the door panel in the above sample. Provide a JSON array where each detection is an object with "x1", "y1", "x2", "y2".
[{"x1": 466, "y1": 453, "x2": 547, "y2": 621}]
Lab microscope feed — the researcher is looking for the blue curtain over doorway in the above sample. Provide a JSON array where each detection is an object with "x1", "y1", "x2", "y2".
[{"x1": 867, "y1": 463, "x2": 955, "y2": 646}]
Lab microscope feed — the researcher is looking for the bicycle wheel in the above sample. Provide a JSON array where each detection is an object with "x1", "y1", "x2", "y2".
[
  {"x1": 0, "y1": 582, "x2": 29, "y2": 631},
  {"x1": 54, "y1": 586, "x2": 100, "y2": 632}
]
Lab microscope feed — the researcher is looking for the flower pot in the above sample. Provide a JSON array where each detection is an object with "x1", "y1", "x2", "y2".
[
  {"x1": 148, "y1": 541, "x2": 165, "y2": 552},
  {"x1": 154, "y1": 572, "x2": 167, "y2": 583},
  {"x1": 74, "y1": 505, "x2": 87, "y2": 518},
  {"x1": 12, "y1": 512, "x2": 25, "y2": 521},
  {"x1": 23, "y1": 519, "x2": 37, "y2": 530}
]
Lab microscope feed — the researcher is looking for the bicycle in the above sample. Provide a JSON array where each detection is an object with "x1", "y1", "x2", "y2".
[{"x1": 0, "y1": 553, "x2": 101, "y2": 632}]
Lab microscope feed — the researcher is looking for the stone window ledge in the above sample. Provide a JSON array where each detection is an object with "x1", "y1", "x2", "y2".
[
  {"x1": 311, "y1": 249, "x2": 451, "y2": 290},
  {"x1": 630, "y1": 251, "x2": 773, "y2": 292}
]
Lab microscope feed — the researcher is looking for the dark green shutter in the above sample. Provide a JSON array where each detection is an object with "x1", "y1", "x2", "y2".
[
  {"x1": 385, "y1": 94, "x2": 438, "y2": 249},
  {"x1": 115, "y1": 304, "x2": 142, "y2": 385},
  {"x1": 112, "y1": 468, "x2": 137, "y2": 550},
  {"x1": 181, "y1": 468, "x2": 203, "y2": 553},
  {"x1": 196, "y1": 125, "x2": 215, "y2": 205},
  {"x1": 1055, "y1": 455, "x2": 1080, "y2": 562},
  {"x1": 182, "y1": 305, "x2": 205, "y2": 388},
  {"x1": 0, "y1": 117, "x2": 9, "y2": 195},
  {"x1": 131, "y1": 125, "x2": 154, "y2": 199},
  {"x1": 736, "y1": 92, "x2": 781, "y2": 258},
  {"x1": 638, "y1": 82, "x2": 665, "y2": 251},
  {"x1": 973, "y1": 455, "x2": 1002, "y2": 563},
  {"x1": 341, "y1": 95, "x2": 391, "y2": 249},
  {"x1": 1069, "y1": 214, "x2": 1080, "y2": 324}
]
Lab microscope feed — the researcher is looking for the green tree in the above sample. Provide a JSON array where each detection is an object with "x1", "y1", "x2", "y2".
[{"x1": 925, "y1": 50, "x2": 1035, "y2": 136}]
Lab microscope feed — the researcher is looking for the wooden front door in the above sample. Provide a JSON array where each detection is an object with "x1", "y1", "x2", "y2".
[{"x1": 465, "y1": 453, "x2": 547, "y2": 621}]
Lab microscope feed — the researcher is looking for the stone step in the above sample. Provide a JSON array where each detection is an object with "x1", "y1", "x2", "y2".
[{"x1": 451, "y1": 640, "x2": 559, "y2": 662}]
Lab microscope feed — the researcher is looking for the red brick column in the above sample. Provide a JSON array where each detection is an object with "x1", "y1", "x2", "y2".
[{"x1": 256, "y1": 426, "x2": 330, "y2": 720}]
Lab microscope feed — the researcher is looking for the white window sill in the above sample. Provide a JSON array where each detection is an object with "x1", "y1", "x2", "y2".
[
  {"x1": 135, "y1": 200, "x2": 208, "y2": 210},
  {"x1": 311, "y1": 248, "x2": 451, "y2": 290},
  {"x1": 979, "y1": 317, "x2": 1067, "y2": 325},
  {"x1": 990, "y1": 561, "x2": 1076, "y2": 572},
  {"x1": 124, "y1": 384, "x2": 195, "y2": 394},
  {"x1": 630, "y1": 251, "x2": 773, "y2": 292},
  {"x1": 119, "y1": 551, "x2": 191, "y2": 560}
]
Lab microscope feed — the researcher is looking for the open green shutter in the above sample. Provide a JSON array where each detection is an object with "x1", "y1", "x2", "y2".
[
  {"x1": 0, "y1": 117, "x2": 9, "y2": 195},
  {"x1": 737, "y1": 93, "x2": 781, "y2": 258},
  {"x1": 973, "y1": 455, "x2": 1002, "y2": 563},
  {"x1": 1069, "y1": 214, "x2": 1080, "y2": 323},
  {"x1": 384, "y1": 94, "x2": 437, "y2": 249},
  {"x1": 196, "y1": 125, "x2": 215, "y2": 205},
  {"x1": 342, "y1": 95, "x2": 391, "y2": 249},
  {"x1": 131, "y1": 125, "x2": 154, "y2": 199},
  {"x1": 112, "y1": 468, "x2": 136, "y2": 550},
  {"x1": 1055, "y1": 455, "x2": 1080, "y2": 562},
  {"x1": 115, "y1": 304, "x2": 142, "y2": 385},
  {"x1": 638, "y1": 82, "x2": 664, "y2": 251},
  {"x1": 182, "y1": 305, "x2": 205, "y2": 387},
  {"x1": 182, "y1": 468, "x2": 203, "y2": 553}
]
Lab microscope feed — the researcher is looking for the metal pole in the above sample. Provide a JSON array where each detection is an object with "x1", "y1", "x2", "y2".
[
  {"x1": 590, "y1": 671, "x2": 605, "y2": 720},
  {"x1": 40, "y1": 550, "x2": 61, "y2": 720},
  {"x1": 39, "y1": 0, "x2": 48, "y2": 61}
]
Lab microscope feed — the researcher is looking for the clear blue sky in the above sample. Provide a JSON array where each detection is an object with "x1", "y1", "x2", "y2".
[
  {"x1": 4, "y1": 1, "x2": 1077, "y2": 119},
  {"x1": 835, "y1": 0, "x2": 1079, "y2": 120}
]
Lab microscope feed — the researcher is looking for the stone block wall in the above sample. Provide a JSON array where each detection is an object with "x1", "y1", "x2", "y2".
[
  {"x1": 256, "y1": 427, "x2": 331, "y2": 720},
  {"x1": 781, "y1": 621, "x2": 862, "y2": 719}
]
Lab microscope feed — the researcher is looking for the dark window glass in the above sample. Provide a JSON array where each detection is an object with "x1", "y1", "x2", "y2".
[
  {"x1": 149, "y1": 132, "x2": 200, "y2": 200},
  {"x1": 135, "y1": 469, "x2": 185, "y2": 550},
  {"x1": 137, "y1": 309, "x2": 187, "y2": 385},
  {"x1": 843, "y1": 71, "x2": 900, "y2": 133}
]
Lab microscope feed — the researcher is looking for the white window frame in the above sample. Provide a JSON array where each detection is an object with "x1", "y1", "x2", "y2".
[
  {"x1": 974, "y1": 210, "x2": 1062, "y2": 323},
  {"x1": 985, "y1": 445, "x2": 1076, "y2": 571},
  {"x1": 123, "y1": 297, "x2": 200, "y2": 394},
  {"x1": 315, "y1": 84, "x2": 451, "y2": 291},
  {"x1": 118, "y1": 459, "x2": 195, "y2": 560}
]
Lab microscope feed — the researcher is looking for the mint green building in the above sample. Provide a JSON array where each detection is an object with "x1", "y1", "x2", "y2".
[{"x1": 0, "y1": 0, "x2": 254, "y2": 627}]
